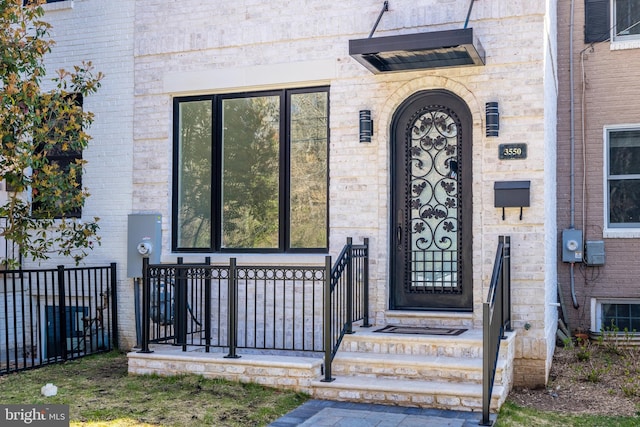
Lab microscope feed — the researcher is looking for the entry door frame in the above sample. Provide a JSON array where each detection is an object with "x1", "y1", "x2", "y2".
[{"x1": 389, "y1": 89, "x2": 473, "y2": 311}]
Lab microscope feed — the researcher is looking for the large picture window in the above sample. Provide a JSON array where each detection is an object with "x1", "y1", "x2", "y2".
[
  {"x1": 606, "y1": 127, "x2": 640, "y2": 228},
  {"x1": 173, "y1": 87, "x2": 329, "y2": 252}
]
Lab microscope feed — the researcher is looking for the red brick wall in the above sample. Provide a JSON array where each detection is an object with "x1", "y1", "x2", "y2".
[{"x1": 557, "y1": 1, "x2": 640, "y2": 334}]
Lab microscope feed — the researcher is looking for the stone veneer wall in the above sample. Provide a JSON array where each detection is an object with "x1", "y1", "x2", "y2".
[{"x1": 28, "y1": 0, "x2": 558, "y2": 386}]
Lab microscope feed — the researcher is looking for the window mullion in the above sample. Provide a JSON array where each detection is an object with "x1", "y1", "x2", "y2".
[
  {"x1": 213, "y1": 96, "x2": 221, "y2": 252},
  {"x1": 281, "y1": 91, "x2": 290, "y2": 251}
]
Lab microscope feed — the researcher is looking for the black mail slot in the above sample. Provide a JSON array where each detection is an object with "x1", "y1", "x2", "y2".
[{"x1": 494, "y1": 181, "x2": 530, "y2": 208}]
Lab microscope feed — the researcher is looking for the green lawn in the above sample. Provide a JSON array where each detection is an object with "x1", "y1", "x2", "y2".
[
  {"x1": 2, "y1": 351, "x2": 639, "y2": 426},
  {"x1": 0, "y1": 351, "x2": 308, "y2": 426}
]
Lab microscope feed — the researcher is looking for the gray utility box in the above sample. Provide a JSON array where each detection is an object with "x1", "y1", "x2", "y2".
[
  {"x1": 585, "y1": 240, "x2": 605, "y2": 266},
  {"x1": 562, "y1": 228, "x2": 583, "y2": 263},
  {"x1": 127, "y1": 214, "x2": 162, "y2": 278}
]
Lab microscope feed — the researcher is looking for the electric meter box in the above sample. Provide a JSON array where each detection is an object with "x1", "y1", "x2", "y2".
[
  {"x1": 562, "y1": 228, "x2": 583, "y2": 263},
  {"x1": 127, "y1": 214, "x2": 162, "y2": 278}
]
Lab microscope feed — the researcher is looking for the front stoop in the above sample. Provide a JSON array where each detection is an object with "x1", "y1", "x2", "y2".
[
  {"x1": 127, "y1": 328, "x2": 516, "y2": 413},
  {"x1": 312, "y1": 328, "x2": 516, "y2": 412}
]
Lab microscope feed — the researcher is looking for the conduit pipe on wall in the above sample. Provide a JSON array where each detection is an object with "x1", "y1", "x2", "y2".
[{"x1": 568, "y1": 0, "x2": 579, "y2": 309}]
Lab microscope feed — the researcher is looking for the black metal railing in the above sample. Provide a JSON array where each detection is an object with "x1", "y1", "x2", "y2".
[
  {"x1": 1, "y1": 264, "x2": 118, "y2": 375},
  {"x1": 323, "y1": 237, "x2": 369, "y2": 382},
  {"x1": 139, "y1": 237, "x2": 370, "y2": 372},
  {"x1": 481, "y1": 236, "x2": 511, "y2": 426}
]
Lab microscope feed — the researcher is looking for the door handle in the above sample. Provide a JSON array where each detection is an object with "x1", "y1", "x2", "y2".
[{"x1": 396, "y1": 209, "x2": 403, "y2": 249}]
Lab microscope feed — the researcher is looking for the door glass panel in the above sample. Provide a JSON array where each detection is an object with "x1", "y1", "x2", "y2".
[{"x1": 409, "y1": 109, "x2": 459, "y2": 291}]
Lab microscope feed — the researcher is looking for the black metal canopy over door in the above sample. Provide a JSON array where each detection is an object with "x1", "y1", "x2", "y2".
[{"x1": 391, "y1": 90, "x2": 472, "y2": 311}]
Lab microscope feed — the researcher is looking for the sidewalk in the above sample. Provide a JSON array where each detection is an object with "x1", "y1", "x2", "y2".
[{"x1": 269, "y1": 400, "x2": 496, "y2": 427}]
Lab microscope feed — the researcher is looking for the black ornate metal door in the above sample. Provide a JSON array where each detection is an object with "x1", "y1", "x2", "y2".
[{"x1": 391, "y1": 90, "x2": 472, "y2": 311}]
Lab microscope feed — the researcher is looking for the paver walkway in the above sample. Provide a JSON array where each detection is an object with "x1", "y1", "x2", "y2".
[{"x1": 269, "y1": 400, "x2": 496, "y2": 427}]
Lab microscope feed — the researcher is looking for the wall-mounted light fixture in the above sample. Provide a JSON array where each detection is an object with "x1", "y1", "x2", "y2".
[
  {"x1": 359, "y1": 110, "x2": 373, "y2": 143},
  {"x1": 486, "y1": 102, "x2": 499, "y2": 137}
]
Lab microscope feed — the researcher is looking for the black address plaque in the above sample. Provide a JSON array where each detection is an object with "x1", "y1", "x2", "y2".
[{"x1": 499, "y1": 143, "x2": 527, "y2": 160}]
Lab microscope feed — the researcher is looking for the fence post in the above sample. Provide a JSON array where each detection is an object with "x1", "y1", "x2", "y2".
[
  {"x1": 322, "y1": 255, "x2": 334, "y2": 382},
  {"x1": 110, "y1": 263, "x2": 119, "y2": 350},
  {"x1": 345, "y1": 238, "x2": 354, "y2": 335},
  {"x1": 225, "y1": 258, "x2": 240, "y2": 359},
  {"x1": 56, "y1": 265, "x2": 68, "y2": 360},
  {"x1": 138, "y1": 257, "x2": 153, "y2": 353},
  {"x1": 361, "y1": 238, "x2": 371, "y2": 327}
]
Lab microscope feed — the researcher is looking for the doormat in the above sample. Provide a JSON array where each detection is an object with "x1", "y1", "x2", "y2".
[{"x1": 374, "y1": 325, "x2": 467, "y2": 336}]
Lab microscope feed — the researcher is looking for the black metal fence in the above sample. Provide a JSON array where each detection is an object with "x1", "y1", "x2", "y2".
[
  {"x1": 0, "y1": 264, "x2": 118, "y2": 375},
  {"x1": 482, "y1": 236, "x2": 511, "y2": 425},
  {"x1": 0, "y1": 217, "x2": 22, "y2": 269},
  {"x1": 139, "y1": 238, "x2": 370, "y2": 366}
]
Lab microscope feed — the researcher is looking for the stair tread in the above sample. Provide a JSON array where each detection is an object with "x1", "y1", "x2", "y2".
[{"x1": 349, "y1": 328, "x2": 484, "y2": 343}]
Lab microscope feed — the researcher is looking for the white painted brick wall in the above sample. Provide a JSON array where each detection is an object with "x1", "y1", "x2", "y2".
[{"x1": 30, "y1": 0, "x2": 137, "y2": 348}]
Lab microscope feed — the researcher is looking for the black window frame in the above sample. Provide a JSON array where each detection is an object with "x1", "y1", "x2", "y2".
[{"x1": 171, "y1": 86, "x2": 330, "y2": 254}]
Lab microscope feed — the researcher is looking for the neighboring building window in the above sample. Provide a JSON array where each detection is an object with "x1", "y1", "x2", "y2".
[
  {"x1": 23, "y1": 0, "x2": 67, "y2": 4},
  {"x1": 585, "y1": 0, "x2": 640, "y2": 42},
  {"x1": 606, "y1": 127, "x2": 640, "y2": 228},
  {"x1": 601, "y1": 302, "x2": 640, "y2": 331},
  {"x1": 614, "y1": 0, "x2": 640, "y2": 40},
  {"x1": 173, "y1": 87, "x2": 329, "y2": 252},
  {"x1": 33, "y1": 94, "x2": 83, "y2": 219}
]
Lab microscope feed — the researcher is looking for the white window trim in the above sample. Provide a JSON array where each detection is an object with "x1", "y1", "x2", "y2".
[
  {"x1": 591, "y1": 298, "x2": 640, "y2": 333},
  {"x1": 603, "y1": 124, "x2": 640, "y2": 238},
  {"x1": 611, "y1": 0, "x2": 640, "y2": 47}
]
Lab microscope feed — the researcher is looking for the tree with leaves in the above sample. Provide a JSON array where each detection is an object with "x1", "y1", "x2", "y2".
[{"x1": 0, "y1": 0, "x2": 103, "y2": 266}]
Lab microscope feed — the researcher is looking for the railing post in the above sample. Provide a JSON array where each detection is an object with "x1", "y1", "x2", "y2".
[
  {"x1": 481, "y1": 301, "x2": 492, "y2": 426},
  {"x1": 345, "y1": 238, "x2": 354, "y2": 335},
  {"x1": 110, "y1": 263, "x2": 119, "y2": 350},
  {"x1": 175, "y1": 258, "x2": 188, "y2": 350},
  {"x1": 56, "y1": 265, "x2": 68, "y2": 360},
  {"x1": 322, "y1": 255, "x2": 334, "y2": 382},
  {"x1": 502, "y1": 236, "x2": 512, "y2": 333},
  {"x1": 138, "y1": 257, "x2": 152, "y2": 353},
  {"x1": 204, "y1": 257, "x2": 211, "y2": 352},
  {"x1": 225, "y1": 258, "x2": 240, "y2": 359},
  {"x1": 361, "y1": 238, "x2": 371, "y2": 327}
]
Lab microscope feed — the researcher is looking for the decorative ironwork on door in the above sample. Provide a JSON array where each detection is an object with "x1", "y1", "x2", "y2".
[{"x1": 405, "y1": 106, "x2": 462, "y2": 294}]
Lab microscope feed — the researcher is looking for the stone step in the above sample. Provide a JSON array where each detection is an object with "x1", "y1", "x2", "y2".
[
  {"x1": 340, "y1": 328, "x2": 505, "y2": 359},
  {"x1": 330, "y1": 351, "x2": 506, "y2": 385},
  {"x1": 310, "y1": 375, "x2": 506, "y2": 412}
]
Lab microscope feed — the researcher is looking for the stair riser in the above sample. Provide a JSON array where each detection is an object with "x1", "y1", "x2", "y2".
[
  {"x1": 330, "y1": 362, "x2": 505, "y2": 384},
  {"x1": 310, "y1": 386, "x2": 504, "y2": 412},
  {"x1": 338, "y1": 333, "x2": 511, "y2": 360}
]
